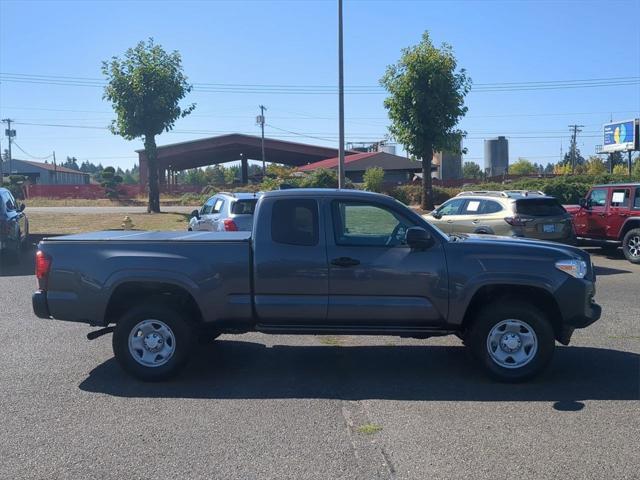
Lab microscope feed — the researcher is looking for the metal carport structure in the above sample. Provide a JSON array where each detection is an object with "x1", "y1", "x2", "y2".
[{"x1": 136, "y1": 133, "x2": 350, "y2": 186}]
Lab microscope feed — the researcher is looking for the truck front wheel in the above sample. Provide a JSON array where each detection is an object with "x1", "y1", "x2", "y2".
[
  {"x1": 113, "y1": 302, "x2": 195, "y2": 381},
  {"x1": 622, "y1": 228, "x2": 640, "y2": 264},
  {"x1": 467, "y1": 301, "x2": 555, "y2": 382}
]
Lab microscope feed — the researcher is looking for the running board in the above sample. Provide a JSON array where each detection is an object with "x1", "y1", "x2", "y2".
[{"x1": 255, "y1": 324, "x2": 456, "y2": 337}]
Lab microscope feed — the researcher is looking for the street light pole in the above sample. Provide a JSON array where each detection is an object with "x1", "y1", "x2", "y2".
[{"x1": 337, "y1": 0, "x2": 345, "y2": 189}]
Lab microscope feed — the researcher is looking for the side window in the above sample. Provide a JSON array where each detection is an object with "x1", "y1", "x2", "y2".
[
  {"x1": 481, "y1": 200, "x2": 503, "y2": 214},
  {"x1": 610, "y1": 189, "x2": 630, "y2": 208},
  {"x1": 271, "y1": 199, "x2": 318, "y2": 246},
  {"x1": 201, "y1": 197, "x2": 216, "y2": 215},
  {"x1": 634, "y1": 188, "x2": 640, "y2": 209},
  {"x1": 332, "y1": 201, "x2": 415, "y2": 247},
  {"x1": 3, "y1": 192, "x2": 16, "y2": 212},
  {"x1": 460, "y1": 199, "x2": 482, "y2": 215},
  {"x1": 212, "y1": 199, "x2": 225, "y2": 214},
  {"x1": 588, "y1": 189, "x2": 607, "y2": 207},
  {"x1": 437, "y1": 198, "x2": 465, "y2": 216}
]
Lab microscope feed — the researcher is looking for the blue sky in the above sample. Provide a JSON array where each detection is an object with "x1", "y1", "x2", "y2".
[{"x1": 1, "y1": 0, "x2": 639, "y2": 171}]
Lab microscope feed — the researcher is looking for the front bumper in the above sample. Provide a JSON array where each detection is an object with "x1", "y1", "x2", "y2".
[
  {"x1": 554, "y1": 278, "x2": 601, "y2": 344},
  {"x1": 32, "y1": 290, "x2": 51, "y2": 319}
]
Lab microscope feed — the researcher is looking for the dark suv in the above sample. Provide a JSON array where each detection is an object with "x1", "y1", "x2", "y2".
[
  {"x1": 0, "y1": 187, "x2": 29, "y2": 263},
  {"x1": 566, "y1": 182, "x2": 640, "y2": 263}
]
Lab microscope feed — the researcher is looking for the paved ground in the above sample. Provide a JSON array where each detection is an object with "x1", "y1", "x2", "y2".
[{"x1": 0, "y1": 246, "x2": 638, "y2": 479}]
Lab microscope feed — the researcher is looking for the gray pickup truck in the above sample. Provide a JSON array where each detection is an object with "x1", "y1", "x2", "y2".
[{"x1": 33, "y1": 189, "x2": 601, "y2": 382}]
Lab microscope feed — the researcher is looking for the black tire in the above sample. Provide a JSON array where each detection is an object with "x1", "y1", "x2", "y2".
[
  {"x1": 466, "y1": 300, "x2": 555, "y2": 382},
  {"x1": 622, "y1": 228, "x2": 640, "y2": 264},
  {"x1": 112, "y1": 302, "x2": 195, "y2": 381}
]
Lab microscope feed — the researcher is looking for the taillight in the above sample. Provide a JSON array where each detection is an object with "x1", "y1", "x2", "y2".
[
  {"x1": 223, "y1": 219, "x2": 238, "y2": 231},
  {"x1": 35, "y1": 250, "x2": 52, "y2": 289},
  {"x1": 504, "y1": 216, "x2": 532, "y2": 227}
]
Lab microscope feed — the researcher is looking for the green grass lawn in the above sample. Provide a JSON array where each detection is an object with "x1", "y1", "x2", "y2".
[{"x1": 29, "y1": 212, "x2": 191, "y2": 235}]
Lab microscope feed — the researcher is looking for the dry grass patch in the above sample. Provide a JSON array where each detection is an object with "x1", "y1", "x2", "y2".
[{"x1": 28, "y1": 212, "x2": 190, "y2": 235}]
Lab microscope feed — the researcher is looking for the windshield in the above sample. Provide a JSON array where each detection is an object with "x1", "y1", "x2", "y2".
[{"x1": 515, "y1": 198, "x2": 566, "y2": 216}]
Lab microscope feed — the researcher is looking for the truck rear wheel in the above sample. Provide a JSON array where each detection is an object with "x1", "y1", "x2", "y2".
[
  {"x1": 622, "y1": 228, "x2": 640, "y2": 264},
  {"x1": 113, "y1": 302, "x2": 194, "y2": 381},
  {"x1": 467, "y1": 301, "x2": 555, "y2": 382}
]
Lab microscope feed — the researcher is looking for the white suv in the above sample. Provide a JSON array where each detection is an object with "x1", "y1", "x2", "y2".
[{"x1": 188, "y1": 192, "x2": 262, "y2": 232}]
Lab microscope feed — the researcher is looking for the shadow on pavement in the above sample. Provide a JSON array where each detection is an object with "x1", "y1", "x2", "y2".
[
  {"x1": 79, "y1": 342, "x2": 639, "y2": 404},
  {"x1": 0, "y1": 244, "x2": 36, "y2": 277},
  {"x1": 593, "y1": 265, "x2": 632, "y2": 276}
]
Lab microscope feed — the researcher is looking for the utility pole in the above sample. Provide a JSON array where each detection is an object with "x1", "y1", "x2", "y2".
[
  {"x1": 568, "y1": 124, "x2": 583, "y2": 173},
  {"x1": 2, "y1": 118, "x2": 15, "y2": 177},
  {"x1": 53, "y1": 151, "x2": 57, "y2": 184},
  {"x1": 337, "y1": 0, "x2": 345, "y2": 188},
  {"x1": 257, "y1": 105, "x2": 267, "y2": 176}
]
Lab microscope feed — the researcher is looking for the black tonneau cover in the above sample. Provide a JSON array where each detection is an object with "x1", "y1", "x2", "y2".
[{"x1": 42, "y1": 230, "x2": 252, "y2": 242}]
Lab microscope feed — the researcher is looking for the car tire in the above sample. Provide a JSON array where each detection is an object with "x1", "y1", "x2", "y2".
[
  {"x1": 622, "y1": 228, "x2": 640, "y2": 264},
  {"x1": 466, "y1": 300, "x2": 555, "y2": 382},
  {"x1": 112, "y1": 301, "x2": 195, "y2": 381}
]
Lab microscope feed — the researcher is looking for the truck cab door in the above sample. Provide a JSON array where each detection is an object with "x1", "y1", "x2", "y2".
[
  {"x1": 252, "y1": 197, "x2": 328, "y2": 324},
  {"x1": 575, "y1": 187, "x2": 609, "y2": 238},
  {"x1": 326, "y1": 199, "x2": 448, "y2": 327}
]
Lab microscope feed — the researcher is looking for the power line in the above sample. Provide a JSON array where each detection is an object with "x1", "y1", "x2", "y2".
[
  {"x1": 2, "y1": 72, "x2": 638, "y2": 94},
  {"x1": 11, "y1": 141, "x2": 54, "y2": 160}
]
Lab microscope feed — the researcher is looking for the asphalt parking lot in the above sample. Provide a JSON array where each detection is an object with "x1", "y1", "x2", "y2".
[{"x1": 1, "y1": 245, "x2": 638, "y2": 480}]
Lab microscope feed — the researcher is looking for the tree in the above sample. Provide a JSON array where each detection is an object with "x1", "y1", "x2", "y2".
[
  {"x1": 363, "y1": 167, "x2": 385, "y2": 192},
  {"x1": 381, "y1": 31, "x2": 471, "y2": 209},
  {"x1": 462, "y1": 161, "x2": 482, "y2": 179},
  {"x1": 585, "y1": 156, "x2": 607, "y2": 176},
  {"x1": 509, "y1": 158, "x2": 537, "y2": 175},
  {"x1": 562, "y1": 148, "x2": 585, "y2": 171},
  {"x1": 612, "y1": 163, "x2": 628, "y2": 176},
  {"x1": 63, "y1": 156, "x2": 80, "y2": 171},
  {"x1": 100, "y1": 166, "x2": 123, "y2": 199},
  {"x1": 102, "y1": 38, "x2": 195, "y2": 212}
]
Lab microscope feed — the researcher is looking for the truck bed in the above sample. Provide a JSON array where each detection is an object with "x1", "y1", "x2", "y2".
[{"x1": 42, "y1": 230, "x2": 252, "y2": 242}]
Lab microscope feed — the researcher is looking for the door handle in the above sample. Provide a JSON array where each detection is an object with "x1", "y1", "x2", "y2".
[
  {"x1": 619, "y1": 213, "x2": 629, "y2": 217},
  {"x1": 446, "y1": 220, "x2": 453, "y2": 223},
  {"x1": 598, "y1": 213, "x2": 606, "y2": 217},
  {"x1": 472, "y1": 219, "x2": 479, "y2": 224},
  {"x1": 331, "y1": 257, "x2": 360, "y2": 267}
]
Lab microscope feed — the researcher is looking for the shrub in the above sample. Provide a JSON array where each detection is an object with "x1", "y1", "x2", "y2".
[
  {"x1": 363, "y1": 167, "x2": 385, "y2": 192},
  {"x1": 299, "y1": 168, "x2": 339, "y2": 188}
]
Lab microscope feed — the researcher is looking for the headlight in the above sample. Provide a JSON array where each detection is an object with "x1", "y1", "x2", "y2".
[{"x1": 555, "y1": 259, "x2": 587, "y2": 279}]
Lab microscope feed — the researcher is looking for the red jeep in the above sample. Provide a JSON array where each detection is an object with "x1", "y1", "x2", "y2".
[{"x1": 565, "y1": 183, "x2": 640, "y2": 264}]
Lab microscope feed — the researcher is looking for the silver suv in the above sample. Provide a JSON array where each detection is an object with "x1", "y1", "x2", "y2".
[
  {"x1": 425, "y1": 190, "x2": 576, "y2": 243},
  {"x1": 188, "y1": 192, "x2": 262, "y2": 232}
]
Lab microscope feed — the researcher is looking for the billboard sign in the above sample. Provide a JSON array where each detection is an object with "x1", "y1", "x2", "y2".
[{"x1": 602, "y1": 119, "x2": 638, "y2": 153}]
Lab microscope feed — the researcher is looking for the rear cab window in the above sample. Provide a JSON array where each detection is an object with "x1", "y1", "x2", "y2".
[
  {"x1": 515, "y1": 198, "x2": 566, "y2": 216},
  {"x1": 271, "y1": 199, "x2": 319, "y2": 246},
  {"x1": 634, "y1": 188, "x2": 640, "y2": 210}
]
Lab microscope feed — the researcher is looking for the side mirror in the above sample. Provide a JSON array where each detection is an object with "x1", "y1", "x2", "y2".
[
  {"x1": 190, "y1": 209, "x2": 200, "y2": 219},
  {"x1": 405, "y1": 227, "x2": 433, "y2": 250},
  {"x1": 432, "y1": 211, "x2": 442, "y2": 220},
  {"x1": 19, "y1": 203, "x2": 26, "y2": 212}
]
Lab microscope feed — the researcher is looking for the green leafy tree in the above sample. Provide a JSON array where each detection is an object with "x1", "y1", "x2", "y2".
[
  {"x1": 363, "y1": 167, "x2": 385, "y2": 192},
  {"x1": 224, "y1": 167, "x2": 237, "y2": 185},
  {"x1": 509, "y1": 158, "x2": 537, "y2": 175},
  {"x1": 99, "y1": 166, "x2": 123, "y2": 199},
  {"x1": 102, "y1": 38, "x2": 195, "y2": 212},
  {"x1": 613, "y1": 163, "x2": 629, "y2": 176},
  {"x1": 381, "y1": 31, "x2": 471, "y2": 209},
  {"x1": 462, "y1": 161, "x2": 482, "y2": 179}
]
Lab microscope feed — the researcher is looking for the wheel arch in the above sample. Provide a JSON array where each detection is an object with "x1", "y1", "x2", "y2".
[
  {"x1": 460, "y1": 284, "x2": 564, "y2": 343},
  {"x1": 104, "y1": 280, "x2": 204, "y2": 326},
  {"x1": 619, "y1": 218, "x2": 640, "y2": 240}
]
